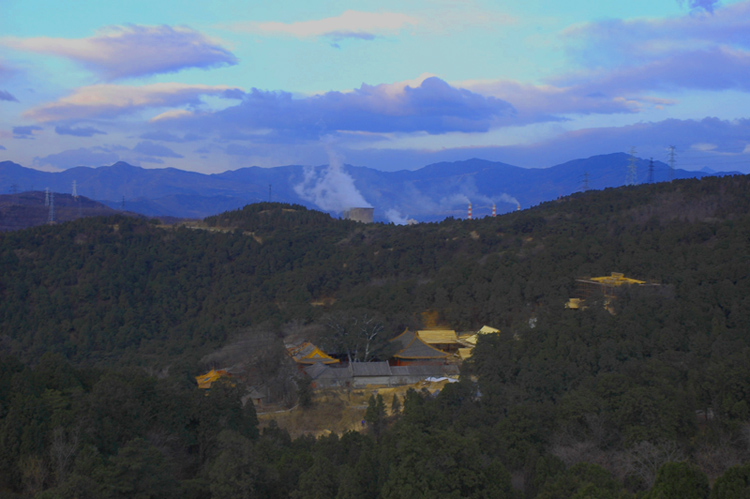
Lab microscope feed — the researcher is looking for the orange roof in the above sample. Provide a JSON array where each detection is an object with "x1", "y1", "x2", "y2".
[
  {"x1": 195, "y1": 369, "x2": 230, "y2": 389},
  {"x1": 287, "y1": 342, "x2": 339, "y2": 365}
]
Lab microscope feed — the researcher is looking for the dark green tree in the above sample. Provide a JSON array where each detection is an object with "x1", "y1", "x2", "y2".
[{"x1": 647, "y1": 462, "x2": 709, "y2": 499}]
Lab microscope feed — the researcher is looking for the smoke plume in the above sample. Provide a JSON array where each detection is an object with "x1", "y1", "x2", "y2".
[
  {"x1": 294, "y1": 145, "x2": 371, "y2": 213},
  {"x1": 385, "y1": 208, "x2": 410, "y2": 225}
]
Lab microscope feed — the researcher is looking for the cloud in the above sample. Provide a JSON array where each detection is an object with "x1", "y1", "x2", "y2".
[
  {"x1": 13, "y1": 125, "x2": 42, "y2": 138},
  {"x1": 0, "y1": 90, "x2": 17, "y2": 102},
  {"x1": 55, "y1": 125, "x2": 106, "y2": 137},
  {"x1": 225, "y1": 143, "x2": 256, "y2": 156},
  {"x1": 679, "y1": 0, "x2": 720, "y2": 13},
  {"x1": 455, "y1": 78, "x2": 659, "y2": 120},
  {"x1": 138, "y1": 157, "x2": 165, "y2": 164},
  {"x1": 139, "y1": 130, "x2": 202, "y2": 142},
  {"x1": 132, "y1": 141, "x2": 183, "y2": 158},
  {"x1": 0, "y1": 145, "x2": 6, "y2": 150},
  {"x1": 191, "y1": 76, "x2": 514, "y2": 139},
  {"x1": 567, "y1": 47, "x2": 750, "y2": 95},
  {"x1": 148, "y1": 109, "x2": 195, "y2": 122},
  {"x1": 24, "y1": 83, "x2": 243, "y2": 122},
  {"x1": 231, "y1": 10, "x2": 418, "y2": 41},
  {"x1": 3, "y1": 25, "x2": 237, "y2": 80},
  {"x1": 33, "y1": 147, "x2": 120, "y2": 169},
  {"x1": 558, "y1": 2, "x2": 750, "y2": 96},
  {"x1": 492, "y1": 117, "x2": 750, "y2": 169},
  {"x1": 335, "y1": 116, "x2": 750, "y2": 173}
]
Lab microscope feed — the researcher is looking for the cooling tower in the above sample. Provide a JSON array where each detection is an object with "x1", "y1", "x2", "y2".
[{"x1": 344, "y1": 207, "x2": 374, "y2": 223}]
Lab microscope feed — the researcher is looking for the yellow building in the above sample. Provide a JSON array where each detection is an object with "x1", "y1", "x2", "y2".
[
  {"x1": 287, "y1": 342, "x2": 340, "y2": 365},
  {"x1": 195, "y1": 369, "x2": 231, "y2": 389},
  {"x1": 568, "y1": 272, "x2": 655, "y2": 312},
  {"x1": 456, "y1": 325, "x2": 501, "y2": 360},
  {"x1": 417, "y1": 330, "x2": 460, "y2": 353},
  {"x1": 576, "y1": 272, "x2": 646, "y2": 299}
]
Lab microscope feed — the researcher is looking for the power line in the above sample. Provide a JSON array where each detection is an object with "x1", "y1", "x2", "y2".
[
  {"x1": 48, "y1": 192, "x2": 55, "y2": 224},
  {"x1": 648, "y1": 158, "x2": 654, "y2": 183},
  {"x1": 668, "y1": 146, "x2": 676, "y2": 182},
  {"x1": 627, "y1": 146, "x2": 638, "y2": 185}
]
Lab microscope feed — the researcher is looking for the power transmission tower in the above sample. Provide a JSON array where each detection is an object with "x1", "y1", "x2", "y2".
[
  {"x1": 72, "y1": 180, "x2": 78, "y2": 199},
  {"x1": 626, "y1": 147, "x2": 638, "y2": 185},
  {"x1": 582, "y1": 171, "x2": 590, "y2": 191},
  {"x1": 121, "y1": 196, "x2": 125, "y2": 211},
  {"x1": 668, "y1": 146, "x2": 676, "y2": 181},
  {"x1": 647, "y1": 158, "x2": 654, "y2": 183},
  {"x1": 45, "y1": 188, "x2": 50, "y2": 206},
  {"x1": 48, "y1": 192, "x2": 55, "y2": 223}
]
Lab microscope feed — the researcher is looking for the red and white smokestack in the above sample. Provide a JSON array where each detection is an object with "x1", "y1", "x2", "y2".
[
  {"x1": 492, "y1": 204, "x2": 496, "y2": 217},
  {"x1": 517, "y1": 203, "x2": 521, "y2": 211},
  {"x1": 468, "y1": 203, "x2": 472, "y2": 220}
]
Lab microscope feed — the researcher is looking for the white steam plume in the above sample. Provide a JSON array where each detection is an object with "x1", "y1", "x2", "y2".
[
  {"x1": 294, "y1": 144, "x2": 371, "y2": 213},
  {"x1": 385, "y1": 208, "x2": 410, "y2": 225}
]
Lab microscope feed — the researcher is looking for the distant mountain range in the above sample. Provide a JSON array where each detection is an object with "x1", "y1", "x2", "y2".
[{"x1": 0, "y1": 154, "x2": 742, "y2": 223}]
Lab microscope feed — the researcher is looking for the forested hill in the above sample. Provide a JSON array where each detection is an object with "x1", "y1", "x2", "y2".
[
  {"x1": 1, "y1": 174, "x2": 749, "y2": 368},
  {"x1": 2, "y1": 174, "x2": 750, "y2": 497},
  {"x1": 0, "y1": 192, "x2": 122, "y2": 231}
]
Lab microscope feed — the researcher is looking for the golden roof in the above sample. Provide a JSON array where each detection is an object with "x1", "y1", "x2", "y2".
[
  {"x1": 565, "y1": 298, "x2": 582, "y2": 309},
  {"x1": 478, "y1": 325, "x2": 500, "y2": 334},
  {"x1": 587, "y1": 272, "x2": 645, "y2": 286},
  {"x1": 459, "y1": 326, "x2": 501, "y2": 347},
  {"x1": 287, "y1": 342, "x2": 340, "y2": 364},
  {"x1": 417, "y1": 330, "x2": 458, "y2": 344},
  {"x1": 195, "y1": 369, "x2": 229, "y2": 389},
  {"x1": 458, "y1": 348, "x2": 474, "y2": 360}
]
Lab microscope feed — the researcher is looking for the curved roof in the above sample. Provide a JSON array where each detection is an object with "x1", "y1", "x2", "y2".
[
  {"x1": 391, "y1": 329, "x2": 449, "y2": 359},
  {"x1": 287, "y1": 342, "x2": 340, "y2": 364}
]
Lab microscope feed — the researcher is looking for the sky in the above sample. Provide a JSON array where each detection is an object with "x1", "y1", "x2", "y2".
[{"x1": 1, "y1": 0, "x2": 750, "y2": 174}]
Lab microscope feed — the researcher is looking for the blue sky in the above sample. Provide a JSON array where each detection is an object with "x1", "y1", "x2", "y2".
[{"x1": 1, "y1": 0, "x2": 750, "y2": 174}]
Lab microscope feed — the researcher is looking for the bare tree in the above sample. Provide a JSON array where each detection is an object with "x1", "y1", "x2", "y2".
[
  {"x1": 318, "y1": 309, "x2": 389, "y2": 363},
  {"x1": 201, "y1": 326, "x2": 298, "y2": 406},
  {"x1": 618, "y1": 440, "x2": 684, "y2": 488},
  {"x1": 50, "y1": 426, "x2": 80, "y2": 486}
]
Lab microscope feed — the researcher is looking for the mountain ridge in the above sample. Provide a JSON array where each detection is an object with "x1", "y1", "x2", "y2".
[{"x1": 0, "y1": 154, "x2": 741, "y2": 222}]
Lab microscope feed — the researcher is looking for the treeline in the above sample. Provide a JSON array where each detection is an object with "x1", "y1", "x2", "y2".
[
  {"x1": 2, "y1": 352, "x2": 750, "y2": 497},
  {"x1": 4, "y1": 176, "x2": 749, "y2": 367},
  {"x1": 1, "y1": 175, "x2": 750, "y2": 495}
]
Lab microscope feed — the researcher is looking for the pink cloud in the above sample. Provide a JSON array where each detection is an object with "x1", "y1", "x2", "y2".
[
  {"x1": 230, "y1": 10, "x2": 418, "y2": 40},
  {"x1": 3, "y1": 25, "x2": 237, "y2": 80},
  {"x1": 24, "y1": 83, "x2": 244, "y2": 122}
]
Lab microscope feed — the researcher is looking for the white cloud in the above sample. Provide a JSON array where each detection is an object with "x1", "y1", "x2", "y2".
[
  {"x1": 24, "y1": 83, "x2": 243, "y2": 122},
  {"x1": 2, "y1": 25, "x2": 237, "y2": 80}
]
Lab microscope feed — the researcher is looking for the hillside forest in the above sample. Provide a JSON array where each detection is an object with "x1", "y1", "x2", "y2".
[{"x1": 1, "y1": 174, "x2": 750, "y2": 497}]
